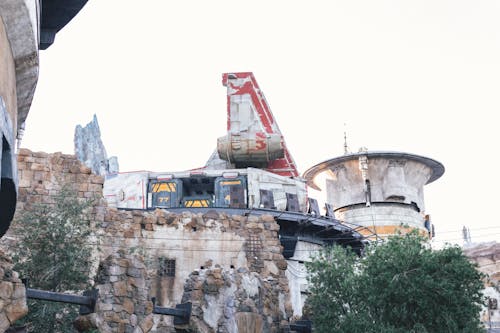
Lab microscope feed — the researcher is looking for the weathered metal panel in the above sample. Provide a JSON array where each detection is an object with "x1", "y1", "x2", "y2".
[
  {"x1": 246, "y1": 168, "x2": 307, "y2": 212},
  {"x1": 214, "y1": 176, "x2": 247, "y2": 208},
  {"x1": 286, "y1": 193, "x2": 300, "y2": 212},
  {"x1": 102, "y1": 167, "x2": 307, "y2": 213},
  {"x1": 103, "y1": 172, "x2": 149, "y2": 209},
  {"x1": 259, "y1": 189, "x2": 275, "y2": 209},
  {"x1": 149, "y1": 179, "x2": 182, "y2": 208},
  {"x1": 219, "y1": 73, "x2": 299, "y2": 177}
]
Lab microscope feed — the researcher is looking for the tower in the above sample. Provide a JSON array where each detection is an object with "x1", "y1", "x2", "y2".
[{"x1": 303, "y1": 151, "x2": 444, "y2": 239}]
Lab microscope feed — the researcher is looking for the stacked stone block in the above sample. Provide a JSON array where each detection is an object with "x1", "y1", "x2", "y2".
[
  {"x1": 84, "y1": 210, "x2": 293, "y2": 332},
  {"x1": 0, "y1": 149, "x2": 106, "y2": 332},
  {"x1": 0, "y1": 250, "x2": 27, "y2": 332},
  {"x1": 16, "y1": 149, "x2": 105, "y2": 212},
  {"x1": 464, "y1": 242, "x2": 500, "y2": 328},
  {"x1": 11, "y1": 149, "x2": 295, "y2": 332},
  {"x1": 74, "y1": 251, "x2": 153, "y2": 333}
]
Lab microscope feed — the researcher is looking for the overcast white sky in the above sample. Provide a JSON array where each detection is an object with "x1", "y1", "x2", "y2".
[{"x1": 21, "y1": 0, "x2": 500, "y2": 246}]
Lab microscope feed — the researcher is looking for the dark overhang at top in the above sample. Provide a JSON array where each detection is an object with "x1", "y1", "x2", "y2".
[{"x1": 39, "y1": 0, "x2": 88, "y2": 50}]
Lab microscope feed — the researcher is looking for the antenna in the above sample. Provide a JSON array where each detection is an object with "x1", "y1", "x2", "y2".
[
  {"x1": 462, "y1": 225, "x2": 471, "y2": 245},
  {"x1": 343, "y1": 123, "x2": 349, "y2": 154}
]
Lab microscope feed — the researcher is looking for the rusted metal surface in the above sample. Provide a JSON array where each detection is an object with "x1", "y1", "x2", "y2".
[{"x1": 219, "y1": 73, "x2": 299, "y2": 177}]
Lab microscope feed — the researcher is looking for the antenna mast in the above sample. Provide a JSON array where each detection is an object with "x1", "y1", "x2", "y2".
[{"x1": 343, "y1": 123, "x2": 349, "y2": 154}]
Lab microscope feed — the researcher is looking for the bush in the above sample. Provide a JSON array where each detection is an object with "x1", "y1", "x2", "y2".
[
  {"x1": 12, "y1": 185, "x2": 95, "y2": 332},
  {"x1": 305, "y1": 232, "x2": 486, "y2": 333}
]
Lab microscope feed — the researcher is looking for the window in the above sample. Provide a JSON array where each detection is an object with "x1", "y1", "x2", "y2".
[{"x1": 159, "y1": 258, "x2": 176, "y2": 277}]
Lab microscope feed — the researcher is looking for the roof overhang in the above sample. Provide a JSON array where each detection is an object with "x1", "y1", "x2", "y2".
[
  {"x1": 0, "y1": 0, "x2": 88, "y2": 131},
  {"x1": 303, "y1": 151, "x2": 445, "y2": 191},
  {"x1": 40, "y1": 0, "x2": 88, "y2": 50}
]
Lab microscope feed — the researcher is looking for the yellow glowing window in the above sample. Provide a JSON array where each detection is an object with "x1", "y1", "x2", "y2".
[
  {"x1": 220, "y1": 180, "x2": 242, "y2": 186},
  {"x1": 184, "y1": 200, "x2": 210, "y2": 208},
  {"x1": 152, "y1": 182, "x2": 177, "y2": 193}
]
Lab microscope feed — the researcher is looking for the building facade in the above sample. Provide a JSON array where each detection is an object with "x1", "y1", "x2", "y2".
[
  {"x1": 0, "y1": 0, "x2": 40, "y2": 237},
  {"x1": 303, "y1": 150, "x2": 445, "y2": 239},
  {"x1": 0, "y1": 0, "x2": 87, "y2": 237}
]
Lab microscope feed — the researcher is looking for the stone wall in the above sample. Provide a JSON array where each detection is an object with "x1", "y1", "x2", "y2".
[
  {"x1": 0, "y1": 149, "x2": 106, "y2": 332},
  {"x1": 15, "y1": 148, "x2": 105, "y2": 212},
  {"x1": 80, "y1": 209, "x2": 292, "y2": 332},
  {"x1": 464, "y1": 242, "x2": 500, "y2": 328},
  {"x1": 0, "y1": 251, "x2": 27, "y2": 332},
  {"x1": 8, "y1": 149, "x2": 294, "y2": 332}
]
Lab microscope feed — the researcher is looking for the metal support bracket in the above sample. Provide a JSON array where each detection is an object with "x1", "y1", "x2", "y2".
[
  {"x1": 26, "y1": 288, "x2": 98, "y2": 315},
  {"x1": 289, "y1": 320, "x2": 312, "y2": 333},
  {"x1": 151, "y1": 298, "x2": 192, "y2": 325}
]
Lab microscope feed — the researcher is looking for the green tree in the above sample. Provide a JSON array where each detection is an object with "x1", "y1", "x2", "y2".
[
  {"x1": 305, "y1": 232, "x2": 486, "y2": 333},
  {"x1": 12, "y1": 185, "x2": 95, "y2": 332}
]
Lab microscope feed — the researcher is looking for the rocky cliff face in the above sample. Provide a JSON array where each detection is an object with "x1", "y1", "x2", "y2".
[{"x1": 74, "y1": 115, "x2": 119, "y2": 175}]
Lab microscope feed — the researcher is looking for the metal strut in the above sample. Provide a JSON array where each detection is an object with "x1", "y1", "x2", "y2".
[
  {"x1": 289, "y1": 320, "x2": 312, "y2": 333},
  {"x1": 26, "y1": 288, "x2": 98, "y2": 315},
  {"x1": 151, "y1": 298, "x2": 192, "y2": 325}
]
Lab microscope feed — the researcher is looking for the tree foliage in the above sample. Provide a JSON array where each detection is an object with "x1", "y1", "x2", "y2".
[
  {"x1": 12, "y1": 185, "x2": 95, "y2": 332},
  {"x1": 305, "y1": 232, "x2": 486, "y2": 333}
]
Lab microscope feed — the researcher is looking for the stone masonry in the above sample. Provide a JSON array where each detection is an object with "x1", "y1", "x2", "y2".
[
  {"x1": 6, "y1": 149, "x2": 294, "y2": 332},
  {"x1": 76, "y1": 208, "x2": 292, "y2": 332},
  {"x1": 0, "y1": 250, "x2": 27, "y2": 332},
  {"x1": 15, "y1": 148, "x2": 106, "y2": 212},
  {"x1": 464, "y1": 242, "x2": 500, "y2": 329},
  {"x1": 0, "y1": 149, "x2": 106, "y2": 333}
]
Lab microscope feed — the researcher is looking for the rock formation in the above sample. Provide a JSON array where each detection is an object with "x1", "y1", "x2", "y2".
[{"x1": 74, "y1": 115, "x2": 119, "y2": 175}]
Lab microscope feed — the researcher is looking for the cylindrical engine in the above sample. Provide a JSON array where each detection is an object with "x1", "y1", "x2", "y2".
[{"x1": 217, "y1": 133, "x2": 284, "y2": 166}]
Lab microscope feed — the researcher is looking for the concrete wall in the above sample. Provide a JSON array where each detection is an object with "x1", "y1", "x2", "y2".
[
  {"x1": 317, "y1": 154, "x2": 440, "y2": 238},
  {"x1": 325, "y1": 157, "x2": 432, "y2": 212},
  {"x1": 0, "y1": 15, "x2": 17, "y2": 136},
  {"x1": 0, "y1": 14, "x2": 17, "y2": 184},
  {"x1": 335, "y1": 204, "x2": 427, "y2": 238},
  {"x1": 0, "y1": 0, "x2": 40, "y2": 129},
  {"x1": 285, "y1": 241, "x2": 322, "y2": 317},
  {"x1": 0, "y1": 15, "x2": 19, "y2": 239}
]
